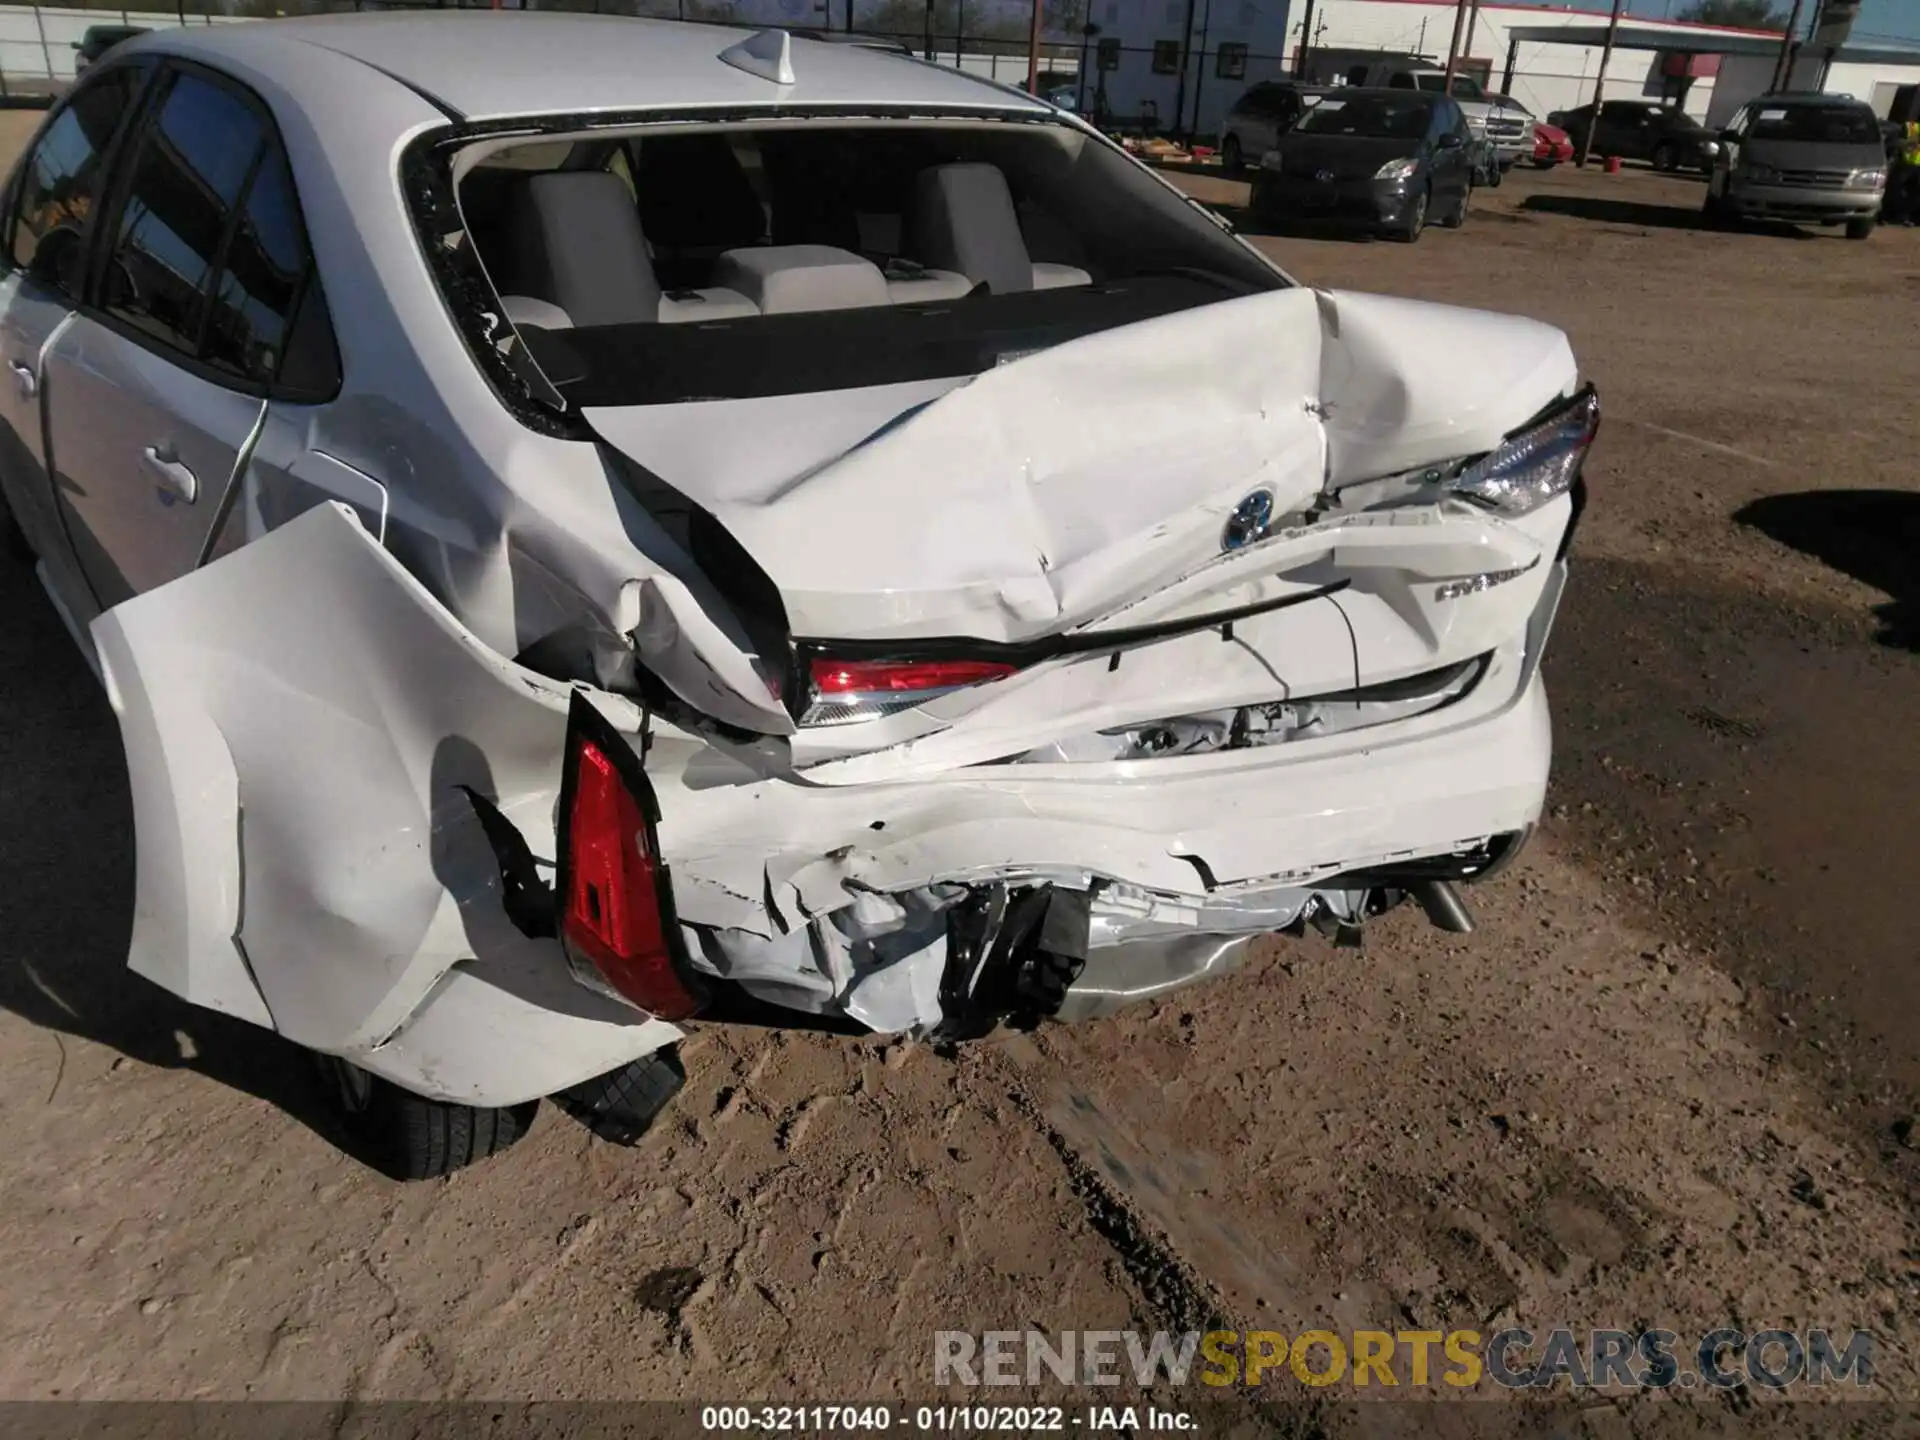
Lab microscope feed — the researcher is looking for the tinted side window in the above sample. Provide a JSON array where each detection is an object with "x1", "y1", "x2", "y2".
[
  {"x1": 7, "y1": 65, "x2": 145, "y2": 292},
  {"x1": 103, "y1": 70, "x2": 265, "y2": 355},
  {"x1": 202, "y1": 142, "x2": 306, "y2": 384}
]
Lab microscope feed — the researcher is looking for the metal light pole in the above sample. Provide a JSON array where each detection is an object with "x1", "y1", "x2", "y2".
[
  {"x1": 1076, "y1": 21, "x2": 1096, "y2": 111},
  {"x1": 1188, "y1": 0, "x2": 1211, "y2": 137},
  {"x1": 1771, "y1": 0, "x2": 1807, "y2": 91},
  {"x1": 1171, "y1": 0, "x2": 1198, "y2": 141},
  {"x1": 1026, "y1": 0, "x2": 1042, "y2": 93},
  {"x1": 1577, "y1": 0, "x2": 1626, "y2": 168},
  {"x1": 1292, "y1": 0, "x2": 1316, "y2": 78},
  {"x1": 1442, "y1": 0, "x2": 1469, "y2": 86}
]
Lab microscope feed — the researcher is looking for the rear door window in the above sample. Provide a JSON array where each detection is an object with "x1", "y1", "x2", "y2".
[
  {"x1": 95, "y1": 63, "x2": 339, "y2": 396},
  {"x1": 102, "y1": 69, "x2": 265, "y2": 354},
  {"x1": 6, "y1": 63, "x2": 147, "y2": 295},
  {"x1": 202, "y1": 141, "x2": 307, "y2": 384}
]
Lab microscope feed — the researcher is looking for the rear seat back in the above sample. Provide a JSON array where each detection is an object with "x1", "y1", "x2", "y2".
[
  {"x1": 911, "y1": 162, "x2": 1035, "y2": 295},
  {"x1": 910, "y1": 162, "x2": 1093, "y2": 295},
  {"x1": 503, "y1": 171, "x2": 664, "y2": 326},
  {"x1": 493, "y1": 169, "x2": 758, "y2": 327}
]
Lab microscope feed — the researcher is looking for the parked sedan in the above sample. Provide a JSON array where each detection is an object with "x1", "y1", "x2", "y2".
[
  {"x1": 0, "y1": 14, "x2": 1595, "y2": 1178},
  {"x1": 1548, "y1": 100, "x2": 1720, "y2": 172},
  {"x1": 1532, "y1": 120, "x2": 1575, "y2": 168},
  {"x1": 1218, "y1": 79, "x2": 1329, "y2": 172},
  {"x1": 1250, "y1": 88, "x2": 1476, "y2": 240}
]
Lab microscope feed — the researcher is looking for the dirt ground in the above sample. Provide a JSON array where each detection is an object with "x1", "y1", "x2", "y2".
[{"x1": 2, "y1": 128, "x2": 1919, "y2": 1433}]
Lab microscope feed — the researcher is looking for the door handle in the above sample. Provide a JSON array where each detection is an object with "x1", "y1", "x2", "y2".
[
  {"x1": 7, "y1": 360, "x2": 35, "y2": 400},
  {"x1": 142, "y1": 444, "x2": 197, "y2": 505}
]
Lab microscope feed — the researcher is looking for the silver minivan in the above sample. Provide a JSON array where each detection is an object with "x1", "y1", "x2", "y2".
[{"x1": 1705, "y1": 93, "x2": 1887, "y2": 239}]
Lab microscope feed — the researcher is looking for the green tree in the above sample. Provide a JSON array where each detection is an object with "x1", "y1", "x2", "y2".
[{"x1": 1676, "y1": 0, "x2": 1789, "y2": 29}]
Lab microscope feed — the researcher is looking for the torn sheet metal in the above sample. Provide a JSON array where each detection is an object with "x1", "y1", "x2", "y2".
[
  {"x1": 92, "y1": 502, "x2": 680, "y2": 1107},
  {"x1": 583, "y1": 287, "x2": 1577, "y2": 648}
]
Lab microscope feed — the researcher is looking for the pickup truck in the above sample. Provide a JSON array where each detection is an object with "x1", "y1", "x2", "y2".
[{"x1": 1341, "y1": 60, "x2": 1532, "y2": 178}]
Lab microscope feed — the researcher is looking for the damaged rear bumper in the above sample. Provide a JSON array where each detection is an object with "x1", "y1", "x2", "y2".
[{"x1": 92, "y1": 497, "x2": 1565, "y2": 1104}]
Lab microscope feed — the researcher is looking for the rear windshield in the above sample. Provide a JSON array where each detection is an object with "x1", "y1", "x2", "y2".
[
  {"x1": 437, "y1": 117, "x2": 1283, "y2": 409},
  {"x1": 1296, "y1": 94, "x2": 1432, "y2": 139},
  {"x1": 1750, "y1": 105, "x2": 1879, "y2": 144}
]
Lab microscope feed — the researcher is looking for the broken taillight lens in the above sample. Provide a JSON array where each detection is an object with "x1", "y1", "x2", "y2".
[
  {"x1": 800, "y1": 657, "x2": 1017, "y2": 727},
  {"x1": 556, "y1": 696, "x2": 703, "y2": 1020}
]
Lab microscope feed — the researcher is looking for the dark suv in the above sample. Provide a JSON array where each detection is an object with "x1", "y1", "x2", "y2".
[{"x1": 1219, "y1": 81, "x2": 1328, "y2": 173}]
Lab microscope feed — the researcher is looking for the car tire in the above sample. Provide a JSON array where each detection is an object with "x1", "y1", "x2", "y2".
[
  {"x1": 1845, "y1": 217, "x2": 1876, "y2": 241},
  {"x1": 550, "y1": 1048, "x2": 686, "y2": 1145},
  {"x1": 1395, "y1": 186, "x2": 1429, "y2": 242},
  {"x1": 315, "y1": 1054, "x2": 538, "y2": 1180},
  {"x1": 1485, "y1": 162, "x2": 1503, "y2": 189},
  {"x1": 1220, "y1": 133, "x2": 1243, "y2": 174},
  {"x1": 1652, "y1": 142, "x2": 1678, "y2": 173}
]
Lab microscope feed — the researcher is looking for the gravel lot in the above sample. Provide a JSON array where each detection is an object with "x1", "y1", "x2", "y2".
[{"x1": 1, "y1": 124, "x2": 1918, "y2": 1433}]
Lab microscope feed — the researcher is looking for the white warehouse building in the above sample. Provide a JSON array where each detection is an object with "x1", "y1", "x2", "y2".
[{"x1": 1073, "y1": 0, "x2": 1920, "y2": 141}]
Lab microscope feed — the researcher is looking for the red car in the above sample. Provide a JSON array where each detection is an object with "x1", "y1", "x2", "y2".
[{"x1": 1532, "y1": 121, "x2": 1575, "y2": 168}]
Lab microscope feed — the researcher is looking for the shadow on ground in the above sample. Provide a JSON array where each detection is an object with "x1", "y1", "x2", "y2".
[
  {"x1": 1230, "y1": 209, "x2": 1402, "y2": 244},
  {"x1": 1736, "y1": 489, "x2": 1920, "y2": 651},
  {"x1": 1520, "y1": 192, "x2": 1815, "y2": 239},
  {"x1": 0, "y1": 546, "x2": 354, "y2": 1156}
]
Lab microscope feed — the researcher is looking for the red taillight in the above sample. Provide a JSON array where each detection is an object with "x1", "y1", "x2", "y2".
[
  {"x1": 812, "y1": 659, "x2": 1016, "y2": 695},
  {"x1": 557, "y1": 706, "x2": 702, "y2": 1021},
  {"x1": 802, "y1": 657, "x2": 1016, "y2": 727}
]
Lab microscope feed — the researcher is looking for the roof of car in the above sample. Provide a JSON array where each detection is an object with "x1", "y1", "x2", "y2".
[
  {"x1": 138, "y1": 11, "x2": 1048, "y2": 124},
  {"x1": 1756, "y1": 91, "x2": 1871, "y2": 107},
  {"x1": 1322, "y1": 86, "x2": 1443, "y2": 100}
]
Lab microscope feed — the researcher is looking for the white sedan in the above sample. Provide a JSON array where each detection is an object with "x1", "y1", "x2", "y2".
[{"x1": 0, "y1": 12, "x2": 1596, "y2": 1176}]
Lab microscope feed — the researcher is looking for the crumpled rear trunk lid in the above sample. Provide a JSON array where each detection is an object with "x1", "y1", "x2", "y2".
[
  {"x1": 585, "y1": 286, "x2": 1575, "y2": 647},
  {"x1": 585, "y1": 286, "x2": 1580, "y2": 759}
]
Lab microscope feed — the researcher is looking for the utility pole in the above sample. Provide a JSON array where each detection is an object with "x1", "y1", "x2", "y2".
[
  {"x1": 1026, "y1": 0, "x2": 1043, "y2": 93},
  {"x1": 1171, "y1": 0, "x2": 1198, "y2": 141},
  {"x1": 1189, "y1": 0, "x2": 1212, "y2": 136},
  {"x1": 1293, "y1": 0, "x2": 1317, "y2": 79},
  {"x1": 1463, "y1": 0, "x2": 1481, "y2": 73},
  {"x1": 924, "y1": 0, "x2": 935, "y2": 61},
  {"x1": 1771, "y1": 0, "x2": 1807, "y2": 91},
  {"x1": 1442, "y1": 0, "x2": 1469, "y2": 86},
  {"x1": 1577, "y1": 0, "x2": 1625, "y2": 168}
]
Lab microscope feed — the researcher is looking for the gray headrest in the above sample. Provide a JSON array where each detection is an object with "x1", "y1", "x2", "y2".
[
  {"x1": 504, "y1": 171, "x2": 661, "y2": 327},
  {"x1": 911, "y1": 163, "x2": 1033, "y2": 295}
]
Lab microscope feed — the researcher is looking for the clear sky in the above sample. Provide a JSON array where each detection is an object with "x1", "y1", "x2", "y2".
[{"x1": 1622, "y1": 0, "x2": 1920, "y2": 46}]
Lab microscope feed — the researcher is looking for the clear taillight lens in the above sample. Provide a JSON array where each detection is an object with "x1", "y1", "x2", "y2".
[{"x1": 800, "y1": 657, "x2": 1017, "y2": 727}]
